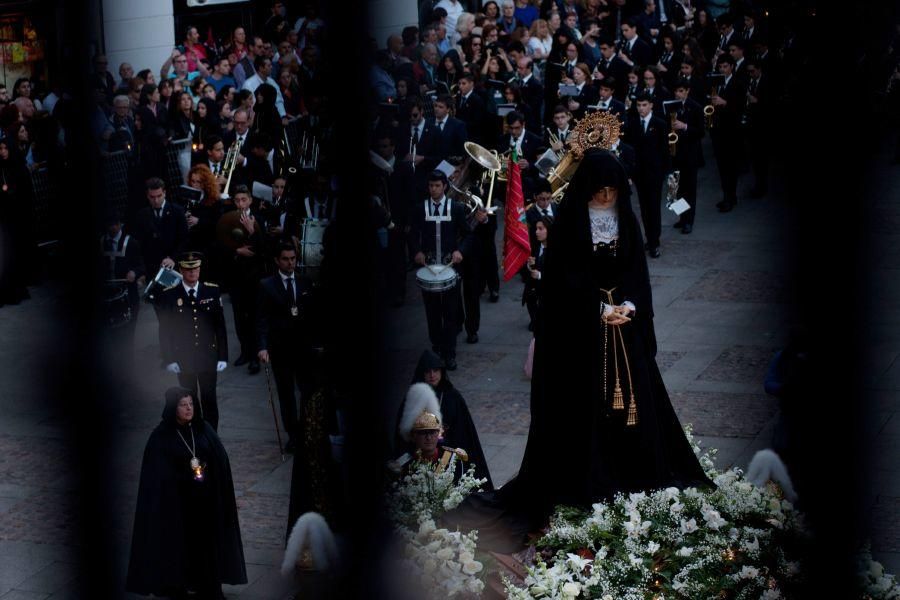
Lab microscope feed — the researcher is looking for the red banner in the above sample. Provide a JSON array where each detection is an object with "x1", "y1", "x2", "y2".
[{"x1": 502, "y1": 155, "x2": 531, "y2": 282}]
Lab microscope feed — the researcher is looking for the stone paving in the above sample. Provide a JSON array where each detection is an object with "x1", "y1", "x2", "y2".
[{"x1": 0, "y1": 136, "x2": 897, "y2": 598}]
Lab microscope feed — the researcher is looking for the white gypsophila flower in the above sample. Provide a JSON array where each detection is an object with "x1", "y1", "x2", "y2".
[
  {"x1": 676, "y1": 546, "x2": 693, "y2": 557},
  {"x1": 647, "y1": 541, "x2": 660, "y2": 555},
  {"x1": 743, "y1": 537, "x2": 760, "y2": 553}
]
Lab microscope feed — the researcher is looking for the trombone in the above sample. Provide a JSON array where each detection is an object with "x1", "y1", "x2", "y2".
[{"x1": 221, "y1": 139, "x2": 241, "y2": 198}]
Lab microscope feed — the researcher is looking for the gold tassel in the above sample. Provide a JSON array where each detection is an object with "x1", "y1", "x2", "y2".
[
  {"x1": 626, "y1": 393, "x2": 638, "y2": 426},
  {"x1": 612, "y1": 380, "x2": 624, "y2": 410}
]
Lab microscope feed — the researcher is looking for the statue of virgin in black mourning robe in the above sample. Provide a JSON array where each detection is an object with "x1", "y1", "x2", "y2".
[{"x1": 447, "y1": 150, "x2": 710, "y2": 549}]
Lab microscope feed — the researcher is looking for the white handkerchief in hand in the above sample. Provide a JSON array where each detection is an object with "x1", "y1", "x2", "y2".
[
  {"x1": 166, "y1": 362, "x2": 181, "y2": 374},
  {"x1": 216, "y1": 361, "x2": 227, "y2": 372},
  {"x1": 667, "y1": 198, "x2": 691, "y2": 215}
]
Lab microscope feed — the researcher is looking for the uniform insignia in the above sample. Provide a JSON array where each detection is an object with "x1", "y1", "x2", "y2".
[
  {"x1": 203, "y1": 282, "x2": 219, "y2": 287},
  {"x1": 177, "y1": 298, "x2": 183, "y2": 306},
  {"x1": 200, "y1": 298, "x2": 213, "y2": 304}
]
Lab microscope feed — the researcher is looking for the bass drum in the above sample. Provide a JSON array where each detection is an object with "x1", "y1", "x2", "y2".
[
  {"x1": 300, "y1": 219, "x2": 327, "y2": 278},
  {"x1": 103, "y1": 282, "x2": 132, "y2": 328}
]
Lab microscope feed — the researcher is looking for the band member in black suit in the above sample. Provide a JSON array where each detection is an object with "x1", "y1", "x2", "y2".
[
  {"x1": 371, "y1": 132, "x2": 408, "y2": 306},
  {"x1": 593, "y1": 37, "x2": 631, "y2": 100},
  {"x1": 656, "y1": 31, "x2": 683, "y2": 90},
  {"x1": 619, "y1": 19, "x2": 654, "y2": 70},
  {"x1": 460, "y1": 204, "x2": 492, "y2": 344},
  {"x1": 708, "y1": 56, "x2": 746, "y2": 212},
  {"x1": 455, "y1": 74, "x2": 487, "y2": 146},
  {"x1": 728, "y1": 40, "x2": 749, "y2": 84},
  {"x1": 545, "y1": 105, "x2": 573, "y2": 151},
  {"x1": 524, "y1": 179, "x2": 556, "y2": 250},
  {"x1": 743, "y1": 59, "x2": 770, "y2": 198},
  {"x1": 677, "y1": 58, "x2": 707, "y2": 104},
  {"x1": 217, "y1": 185, "x2": 265, "y2": 374},
  {"x1": 196, "y1": 135, "x2": 229, "y2": 195},
  {"x1": 513, "y1": 57, "x2": 544, "y2": 133},
  {"x1": 497, "y1": 111, "x2": 542, "y2": 191},
  {"x1": 160, "y1": 252, "x2": 228, "y2": 430},
  {"x1": 668, "y1": 81, "x2": 705, "y2": 234},
  {"x1": 256, "y1": 243, "x2": 319, "y2": 453},
  {"x1": 595, "y1": 79, "x2": 627, "y2": 121},
  {"x1": 409, "y1": 171, "x2": 473, "y2": 371},
  {"x1": 101, "y1": 212, "x2": 146, "y2": 358},
  {"x1": 562, "y1": 63, "x2": 598, "y2": 121},
  {"x1": 626, "y1": 92, "x2": 670, "y2": 257},
  {"x1": 641, "y1": 66, "x2": 672, "y2": 106},
  {"x1": 299, "y1": 171, "x2": 338, "y2": 222},
  {"x1": 431, "y1": 94, "x2": 468, "y2": 160},
  {"x1": 523, "y1": 208, "x2": 551, "y2": 331},
  {"x1": 395, "y1": 97, "x2": 440, "y2": 199}
]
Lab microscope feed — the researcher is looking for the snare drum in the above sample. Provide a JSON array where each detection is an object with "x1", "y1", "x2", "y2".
[
  {"x1": 103, "y1": 282, "x2": 132, "y2": 328},
  {"x1": 416, "y1": 264, "x2": 459, "y2": 292},
  {"x1": 300, "y1": 219, "x2": 327, "y2": 269}
]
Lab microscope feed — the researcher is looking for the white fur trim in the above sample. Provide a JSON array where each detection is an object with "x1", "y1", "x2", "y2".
[
  {"x1": 281, "y1": 512, "x2": 339, "y2": 575},
  {"x1": 399, "y1": 383, "x2": 442, "y2": 442},
  {"x1": 746, "y1": 449, "x2": 798, "y2": 503}
]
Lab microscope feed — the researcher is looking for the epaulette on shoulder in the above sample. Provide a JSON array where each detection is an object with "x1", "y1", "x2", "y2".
[{"x1": 203, "y1": 282, "x2": 219, "y2": 287}]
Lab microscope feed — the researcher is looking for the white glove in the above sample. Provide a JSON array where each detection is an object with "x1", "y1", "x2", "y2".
[
  {"x1": 166, "y1": 362, "x2": 181, "y2": 374},
  {"x1": 216, "y1": 361, "x2": 227, "y2": 372}
]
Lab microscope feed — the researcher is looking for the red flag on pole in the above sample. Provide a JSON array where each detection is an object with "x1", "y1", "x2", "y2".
[{"x1": 502, "y1": 152, "x2": 531, "y2": 282}]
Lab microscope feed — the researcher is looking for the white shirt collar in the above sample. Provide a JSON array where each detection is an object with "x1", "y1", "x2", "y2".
[
  {"x1": 279, "y1": 270, "x2": 295, "y2": 282},
  {"x1": 183, "y1": 281, "x2": 199, "y2": 294},
  {"x1": 521, "y1": 72, "x2": 532, "y2": 84}
]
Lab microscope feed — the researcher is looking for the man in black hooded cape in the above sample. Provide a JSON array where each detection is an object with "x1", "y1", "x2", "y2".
[
  {"x1": 126, "y1": 387, "x2": 246, "y2": 598},
  {"x1": 447, "y1": 150, "x2": 710, "y2": 550}
]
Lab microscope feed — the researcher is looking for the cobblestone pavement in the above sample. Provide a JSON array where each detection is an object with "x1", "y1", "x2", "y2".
[{"x1": 0, "y1": 138, "x2": 897, "y2": 598}]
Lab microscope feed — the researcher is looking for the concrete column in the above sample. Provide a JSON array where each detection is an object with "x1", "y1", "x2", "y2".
[{"x1": 101, "y1": 0, "x2": 174, "y2": 80}]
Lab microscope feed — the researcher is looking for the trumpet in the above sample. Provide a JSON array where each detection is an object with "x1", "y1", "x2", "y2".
[
  {"x1": 704, "y1": 85, "x2": 716, "y2": 129},
  {"x1": 546, "y1": 128, "x2": 566, "y2": 159},
  {"x1": 668, "y1": 112, "x2": 679, "y2": 156}
]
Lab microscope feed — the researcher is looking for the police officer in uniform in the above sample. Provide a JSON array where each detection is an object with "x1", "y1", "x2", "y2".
[{"x1": 160, "y1": 252, "x2": 229, "y2": 430}]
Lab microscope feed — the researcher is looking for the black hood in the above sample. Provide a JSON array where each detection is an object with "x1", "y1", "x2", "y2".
[
  {"x1": 411, "y1": 349, "x2": 454, "y2": 390},
  {"x1": 161, "y1": 386, "x2": 194, "y2": 425}
]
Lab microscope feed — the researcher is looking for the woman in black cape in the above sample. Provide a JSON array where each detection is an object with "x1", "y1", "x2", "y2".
[
  {"x1": 449, "y1": 150, "x2": 710, "y2": 549},
  {"x1": 395, "y1": 349, "x2": 494, "y2": 490},
  {"x1": 126, "y1": 387, "x2": 246, "y2": 599}
]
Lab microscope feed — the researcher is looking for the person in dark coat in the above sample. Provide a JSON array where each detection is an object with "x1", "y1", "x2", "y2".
[
  {"x1": 668, "y1": 81, "x2": 705, "y2": 233},
  {"x1": 394, "y1": 349, "x2": 494, "y2": 489},
  {"x1": 0, "y1": 138, "x2": 34, "y2": 305},
  {"x1": 625, "y1": 93, "x2": 670, "y2": 257},
  {"x1": 455, "y1": 73, "x2": 488, "y2": 145},
  {"x1": 159, "y1": 252, "x2": 229, "y2": 430},
  {"x1": 409, "y1": 171, "x2": 474, "y2": 370},
  {"x1": 430, "y1": 94, "x2": 468, "y2": 160},
  {"x1": 126, "y1": 387, "x2": 247, "y2": 599},
  {"x1": 256, "y1": 243, "x2": 320, "y2": 452},
  {"x1": 708, "y1": 56, "x2": 746, "y2": 212}
]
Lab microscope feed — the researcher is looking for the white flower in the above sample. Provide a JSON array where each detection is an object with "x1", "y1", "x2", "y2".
[
  {"x1": 743, "y1": 537, "x2": 760, "y2": 553},
  {"x1": 628, "y1": 553, "x2": 643, "y2": 567},
  {"x1": 676, "y1": 546, "x2": 693, "y2": 557},
  {"x1": 418, "y1": 519, "x2": 436, "y2": 538},
  {"x1": 602, "y1": 595, "x2": 614, "y2": 600},
  {"x1": 595, "y1": 546, "x2": 609, "y2": 560},
  {"x1": 670, "y1": 501, "x2": 684, "y2": 515},
  {"x1": 701, "y1": 505, "x2": 727, "y2": 530},
  {"x1": 869, "y1": 560, "x2": 885, "y2": 579},
  {"x1": 462, "y1": 560, "x2": 483, "y2": 575},
  {"x1": 425, "y1": 540, "x2": 442, "y2": 552},
  {"x1": 561, "y1": 581, "x2": 581, "y2": 597},
  {"x1": 423, "y1": 558, "x2": 438, "y2": 573},
  {"x1": 458, "y1": 550, "x2": 474, "y2": 564},
  {"x1": 530, "y1": 584, "x2": 549, "y2": 596},
  {"x1": 664, "y1": 486, "x2": 681, "y2": 500},
  {"x1": 680, "y1": 518, "x2": 698, "y2": 534},
  {"x1": 436, "y1": 547, "x2": 454, "y2": 561},
  {"x1": 761, "y1": 589, "x2": 782, "y2": 599},
  {"x1": 739, "y1": 565, "x2": 759, "y2": 579},
  {"x1": 465, "y1": 578, "x2": 484, "y2": 594},
  {"x1": 566, "y1": 553, "x2": 591, "y2": 572},
  {"x1": 647, "y1": 541, "x2": 661, "y2": 555},
  {"x1": 624, "y1": 519, "x2": 652, "y2": 538}
]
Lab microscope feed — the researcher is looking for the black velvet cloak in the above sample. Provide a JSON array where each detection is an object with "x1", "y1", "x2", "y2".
[
  {"x1": 447, "y1": 150, "x2": 711, "y2": 550},
  {"x1": 395, "y1": 350, "x2": 494, "y2": 491},
  {"x1": 126, "y1": 387, "x2": 247, "y2": 595}
]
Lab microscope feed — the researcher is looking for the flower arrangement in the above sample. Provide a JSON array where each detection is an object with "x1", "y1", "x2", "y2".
[
  {"x1": 858, "y1": 545, "x2": 900, "y2": 600},
  {"x1": 387, "y1": 453, "x2": 489, "y2": 598},
  {"x1": 505, "y1": 426, "x2": 813, "y2": 599}
]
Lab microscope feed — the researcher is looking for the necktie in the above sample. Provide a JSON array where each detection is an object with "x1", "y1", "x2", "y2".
[
  {"x1": 105, "y1": 238, "x2": 115, "y2": 252},
  {"x1": 432, "y1": 202, "x2": 441, "y2": 216},
  {"x1": 154, "y1": 208, "x2": 161, "y2": 220},
  {"x1": 602, "y1": 59, "x2": 608, "y2": 70},
  {"x1": 542, "y1": 209, "x2": 549, "y2": 217},
  {"x1": 188, "y1": 288, "x2": 196, "y2": 300},
  {"x1": 643, "y1": 119, "x2": 648, "y2": 133},
  {"x1": 438, "y1": 121, "x2": 444, "y2": 132},
  {"x1": 285, "y1": 276, "x2": 295, "y2": 306},
  {"x1": 213, "y1": 163, "x2": 219, "y2": 174},
  {"x1": 411, "y1": 126, "x2": 419, "y2": 146}
]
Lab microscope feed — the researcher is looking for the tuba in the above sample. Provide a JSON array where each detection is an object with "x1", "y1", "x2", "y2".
[
  {"x1": 447, "y1": 141, "x2": 502, "y2": 211},
  {"x1": 216, "y1": 209, "x2": 261, "y2": 250}
]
